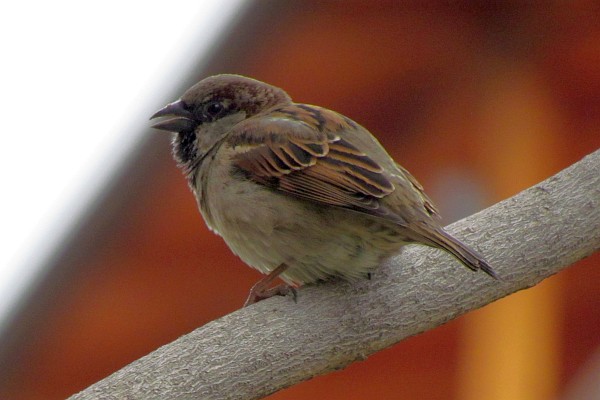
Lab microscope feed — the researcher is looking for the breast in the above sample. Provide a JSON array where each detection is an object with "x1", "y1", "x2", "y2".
[
  {"x1": 194, "y1": 147, "x2": 286, "y2": 272},
  {"x1": 194, "y1": 140, "x2": 411, "y2": 284}
]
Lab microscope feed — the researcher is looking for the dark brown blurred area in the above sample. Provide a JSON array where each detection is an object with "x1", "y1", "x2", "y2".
[{"x1": 1, "y1": 2, "x2": 599, "y2": 399}]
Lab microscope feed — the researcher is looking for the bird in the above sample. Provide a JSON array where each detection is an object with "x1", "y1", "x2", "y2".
[{"x1": 151, "y1": 74, "x2": 497, "y2": 306}]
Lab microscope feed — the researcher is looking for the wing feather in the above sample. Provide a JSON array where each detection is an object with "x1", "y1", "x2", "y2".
[{"x1": 228, "y1": 105, "x2": 400, "y2": 221}]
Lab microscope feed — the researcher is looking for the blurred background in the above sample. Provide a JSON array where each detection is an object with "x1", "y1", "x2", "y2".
[{"x1": 1, "y1": 1, "x2": 599, "y2": 399}]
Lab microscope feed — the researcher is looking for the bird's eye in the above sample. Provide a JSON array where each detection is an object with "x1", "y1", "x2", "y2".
[{"x1": 204, "y1": 101, "x2": 225, "y2": 118}]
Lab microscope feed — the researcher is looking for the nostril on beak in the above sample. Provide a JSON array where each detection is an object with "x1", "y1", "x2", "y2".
[{"x1": 150, "y1": 99, "x2": 192, "y2": 120}]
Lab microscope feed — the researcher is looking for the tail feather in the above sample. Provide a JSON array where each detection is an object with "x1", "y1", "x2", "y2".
[{"x1": 419, "y1": 228, "x2": 498, "y2": 279}]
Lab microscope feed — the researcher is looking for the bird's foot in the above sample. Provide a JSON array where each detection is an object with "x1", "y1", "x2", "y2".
[
  {"x1": 243, "y1": 263, "x2": 297, "y2": 307},
  {"x1": 244, "y1": 283, "x2": 297, "y2": 307}
]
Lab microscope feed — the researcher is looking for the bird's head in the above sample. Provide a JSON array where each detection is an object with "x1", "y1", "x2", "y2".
[{"x1": 150, "y1": 74, "x2": 291, "y2": 174}]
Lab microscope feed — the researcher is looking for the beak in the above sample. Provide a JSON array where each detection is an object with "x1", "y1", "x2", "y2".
[{"x1": 150, "y1": 100, "x2": 195, "y2": 132}]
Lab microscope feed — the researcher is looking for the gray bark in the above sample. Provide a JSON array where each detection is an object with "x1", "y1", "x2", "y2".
[{"x1": 70, "y1": 149, "x2": 600, "y2": 400}]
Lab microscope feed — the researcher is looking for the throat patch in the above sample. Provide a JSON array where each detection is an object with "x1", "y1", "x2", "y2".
[{"x1": 174, "y1": 131, "x2": 198, "y2": 166}]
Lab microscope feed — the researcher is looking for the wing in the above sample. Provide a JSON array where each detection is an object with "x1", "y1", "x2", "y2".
[
  {"x1": 227, "y1": 104, "x2": 409, "y2": 225},
  {"x1": 395, "y1": 163, "x2": 439, "y2": 218}
]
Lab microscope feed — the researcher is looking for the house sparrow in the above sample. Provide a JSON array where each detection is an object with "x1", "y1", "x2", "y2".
[{"x1": 151, "y1": 74, "x2": 497, "y2": 306}]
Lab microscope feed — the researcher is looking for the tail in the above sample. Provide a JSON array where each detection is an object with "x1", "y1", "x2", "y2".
[{"x1": 418, "y1": 228, "x2": 498, "y2": 279}]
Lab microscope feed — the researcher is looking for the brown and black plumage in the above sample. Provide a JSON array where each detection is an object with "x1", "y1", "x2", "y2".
[{"x1": 151, "y1": 74, "x2": 497, "y2": 305}]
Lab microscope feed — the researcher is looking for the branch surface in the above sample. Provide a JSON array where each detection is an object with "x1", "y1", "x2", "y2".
[{"x1": 71, "y1": 149, "x2": 600, "y2": 400}]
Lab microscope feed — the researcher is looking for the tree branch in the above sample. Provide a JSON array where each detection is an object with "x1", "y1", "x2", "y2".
[{"x1": 70, "y1": 149, "x2": 600, "y2": 400}]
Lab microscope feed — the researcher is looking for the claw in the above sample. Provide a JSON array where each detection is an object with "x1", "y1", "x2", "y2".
[{"x1": 243, "y1": 263, "x2": 294, "y2": 307}]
